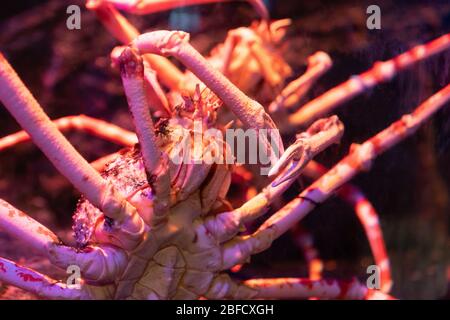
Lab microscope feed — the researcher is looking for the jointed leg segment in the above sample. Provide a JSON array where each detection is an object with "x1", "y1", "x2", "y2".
[{"x1": 220, "y1": 84, "x2": 450, "y2": 269}]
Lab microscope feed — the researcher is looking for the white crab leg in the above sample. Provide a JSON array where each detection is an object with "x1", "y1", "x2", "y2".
[
  {"x1": 87, "y1": 0, "x2": 269, "y2": 20},
  {"x1": 132, "y1": 30, "x2": 284, "y2": 160},
  {"x1": 89, "y1": 4, "x2": 186, "y2": 92},
  {"x1": 269, "y1": 51, "x2": 332, "y2": 113},
  {"x1": 0, "y1": 53, "x2": 144, "y2": 237},
  {"x1": 111, "y1": 46, "x2": 171, "y2": 117},
  {"x1": 119, "y1": 48, "x2": 164, "y2": 174},
  {"x1": 204, "y1": 116, "x2": 343, "y2": 243},
  {"x1": 220, "y1": 84, "x2": 450, "y2": 269},
  {"x1": 289, "y1": 33, "x2": 450, "y2": 128},
  {"x1": 0, "y1": 198, "x2": 128, "y2": 282},
  {"x1": 0, "y1": 115, "x2": 137, "y2": 152},
  {"x1": 0, "y1": 199, "x2": 60, "y2": 254},
  {"x1": 119, "y1": 48, "x2": 171, "y2": 217},
  {"x1": 0, "y1": 257, "x2": 92, "y2": 299}
]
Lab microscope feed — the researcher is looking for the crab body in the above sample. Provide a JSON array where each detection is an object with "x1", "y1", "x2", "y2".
[{"x1": 72, "y1": 94, "x2": 237, "y2": 299}]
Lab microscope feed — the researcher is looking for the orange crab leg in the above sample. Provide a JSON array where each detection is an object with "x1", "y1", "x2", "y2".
[
  {"x1": 241, "y1": 278, "x2": 395, "y2": 300},
  {"x1": 206, "y1": 274, "x2": 394, "y2": 300},
  {"x1": 269, "y1": 51, "x2": 332, "y2": 113},
  {"x1": 303, "y1": 161, "x2": 392, "y2": 293},
  {"x1": 243, "y1": 277, "x2": 368, "y2": 300},
  {"x1": 87, "y1": 0, "x2": 269, "y2": 20},
  {"x1": 292, "y1": 225, "x2": 323, "y2": 281},
  {"x1": 221, "y1": 84, "x2": 450, "y2": 268},
  {"x1": 90, "y1": 4, "x2": 187, "y2": 92},
  {"x1": 289, "y1": 33, "x2": 450, "y2": 127},
  {"x1": 0, "y1": 115, "x2": 137, "y2": 152}
]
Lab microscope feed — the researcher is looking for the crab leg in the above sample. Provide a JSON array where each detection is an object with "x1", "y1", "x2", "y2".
[
  {"x1": 132, "y1": 30, "x2": 284, "y2": 159},
  {"x1": 87, "y1": 0, "x2": 269, "y2": 20},
  {"x1": 111, "y1": 46, "x2": 171, "y2": 116},
  {"x1": 206, "y1": 274, "x2": 393, "y2": 300},
  {"x1": 268, "y1": 51, "x2": 332, "y2": 113},
  {"x1": 119, "y1": 48, "x2": 171, "y2": 217},
  {"x1": 241, "y1": 278, "x2": 395, "y2": 300},
  {"x1": 292, "y1": 225, "x2": 323, "y2": 281},
  {"x1": 205, "y1": 116, "x2": 343, "y2": 243},
  {"x1": 289, "y1": 33, "x2": 450, "y2": 127},
  {"x1": 0, "y1": 198, "x2": 128, "y2": 282},
  {"x1": 0, "y1": 257, "x2": 91, "y2": 299},
  {"x1": 242, "y1": 278, "x2": 368, "y2": 300},
  {"x1": 90, "y1": 152, "x2": 126, "y2": 171},
  {"x1": 221, "y1": 84, "x2": 450, "y2": 268},
  {"x1": 0, "y1": 115, "x2": 137, "y2": 151},
  {"x1": 89, "y1": 4, "x2": 186, "y2": 92},
  {"x1": 0, "y1": 53, "x2": 144, "y2": 238},
  {"x1": 303, "y1": 161, "x2": 392, "y2": 293},
  {"x1": 0, "y1": 199, "x2": 59, "y2": 254},
  {"x1": 249, "y1": 42, "x2": 286, "y2": 88}
]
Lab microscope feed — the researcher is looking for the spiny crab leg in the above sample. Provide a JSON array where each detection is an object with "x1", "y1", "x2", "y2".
[
  {"x1": 204, "y1": 116, "x2": 343, "y2": 244},
  {"x1": 221, "y1": 83, "x2": 450, "y2": 268},
  {"x1": 0, "y1": 53, "x2": 144, "y2": 244},
  {"x1": 90, "y1": 4, "x2": 186, "y2": 92},
  {"x1": 269, "y1": 51, "x2": 332, "y2": 113},
  {"x1": 132, "y1": 30, "x2": 284, "y2": 160},
  {"x1": 302, "y1": 162, "x2": 392, "y2": 293},
  {"x1": 87, "y1": 0, "x2": 269, "y2": 20},
  {"x1": 0, "y1": 198, "x2": 127, "y2": 285},
  {"x1": 268, "y1": 115, "x2": 344, "y2": 185},
  {"x1": 0, "y1": 115, "x2": 138, "y2": 152},
  {"x1": 119, "y1": 48, "x2": 171, "y2": 218},
  {"x1": 289, "y1": 33, "x2": 450, "y2": 127}
]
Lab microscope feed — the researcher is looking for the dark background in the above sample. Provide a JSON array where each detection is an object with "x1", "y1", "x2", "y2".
[{"x1": 0, "y1": 0, "x2": 449, "y2": 299}]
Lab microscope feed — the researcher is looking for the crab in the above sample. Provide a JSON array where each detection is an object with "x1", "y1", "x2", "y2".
[
  {"x1": 0, "y1": 0, "x2": 449, "y2": 300},
  {"x1": 86, "y1": 0, "x2": 333, "y2": 116},
  {"x1": 0, "y1": 33, "x2": 357, "y2": 299}
]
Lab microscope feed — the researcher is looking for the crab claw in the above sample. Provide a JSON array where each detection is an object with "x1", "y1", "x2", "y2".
[
  {"x1": 269, "y1": 116, "x2": 344, "y2": 186},
  {"x1": 268, "y1": 139, "x2": 308, "y2": 180}
]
